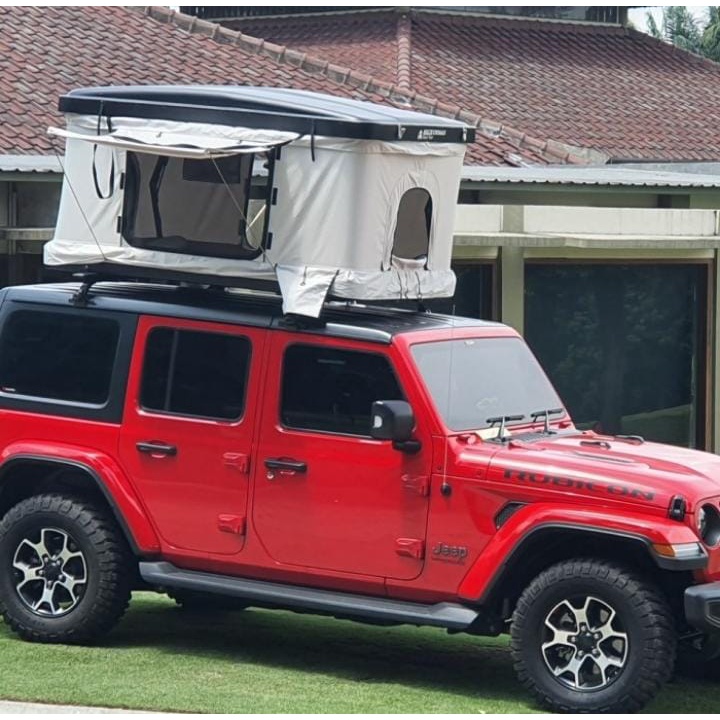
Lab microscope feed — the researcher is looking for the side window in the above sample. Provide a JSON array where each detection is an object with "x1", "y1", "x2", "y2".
[
  {"x1": 140, "y1": 327, "x2": 250, "y2": 421},
  {"x1": 0, "y1": 310, "x2": 119, "y2": 404},
  {"x1": 392, "y1": 187, "x2": 432, "y2": 260},
  {"x1": 281, "y1": 345, "x2": 404, "y2": 435}
]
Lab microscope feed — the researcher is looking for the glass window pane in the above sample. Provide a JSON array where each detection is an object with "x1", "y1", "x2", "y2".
[
  {"x1": 411, "y1": 336, "x2": 565, "y2": 431},
  {"x1": 141, "y1": 328, "x2": 250, "y2": 420},
  {"x1": 281, "y1": 345, "x2": 404, "y2": 435},
  {"x1": 0, "y1": 311, "x2": 119, "y2": 404},
  {"x1": 525, "y1": 264, "x2": 707, "y2": 448}
]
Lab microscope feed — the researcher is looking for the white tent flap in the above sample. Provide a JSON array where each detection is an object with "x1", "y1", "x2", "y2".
[{"x1": 48, "y1": 127, "x2": 295, "y2": 158}]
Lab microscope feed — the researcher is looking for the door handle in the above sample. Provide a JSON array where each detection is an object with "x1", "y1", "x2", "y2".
[
  {"x1": 136, "y1": 441, "x2": 177, "y2": 457},
  {"x1": 264, "y1": 458, "x2": 307, "y2": 473}
]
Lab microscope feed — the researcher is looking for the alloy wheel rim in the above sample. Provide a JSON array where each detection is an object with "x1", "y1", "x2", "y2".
[
  {"x1": 12, "y1": 527, "x2": 88, "y2": 617},
  {"x1": 541, "y1": 595, "x2": 629, "y2": 691}
]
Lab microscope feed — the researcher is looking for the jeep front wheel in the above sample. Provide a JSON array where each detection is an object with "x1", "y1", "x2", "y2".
[
  {"x1": 510, "y1": 559, "x2": 675, "y2": 713},
  {"x1": 0, "y1": 493, "x2": 132, "y2": 643}
]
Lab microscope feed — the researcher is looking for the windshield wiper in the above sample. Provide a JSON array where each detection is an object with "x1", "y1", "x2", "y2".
[
  {"x1": 487, "y1": 414, "x2": 525, "y2": 441},
  {"x1": 530, "y1": 407, "x2": 564, "y2": 435}
]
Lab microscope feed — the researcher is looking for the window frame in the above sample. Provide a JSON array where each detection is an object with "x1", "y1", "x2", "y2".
[
  {"x1": 278, "y1": 342, "x2": 406, "y2": 438},
  {"x1": 138, "y1": 325, "x2": 252, "y2": 424},
  {"x1": 0, "y1": 303, "x2": 136, "y2": 423}
]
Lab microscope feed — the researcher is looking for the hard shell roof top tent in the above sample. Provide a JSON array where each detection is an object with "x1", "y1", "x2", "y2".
[{"x1": 46, "y1": 86, "x2": 475, "y2": 317}]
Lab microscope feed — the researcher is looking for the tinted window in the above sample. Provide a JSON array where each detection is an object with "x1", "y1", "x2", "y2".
[
  {"x1": 141, "y1": 328, "x2": 250, "y2": 420},
  {"x1": 0, "y1": 311, "x2": 119, "y2": 404},
  {"x1": 281, "y1": 345, "x2": 404, "y2": 435}
]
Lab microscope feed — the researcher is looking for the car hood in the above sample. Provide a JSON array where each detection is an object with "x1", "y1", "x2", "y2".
[{"x1": 457, "y1": 432, "x2": 720, "y2": 512}]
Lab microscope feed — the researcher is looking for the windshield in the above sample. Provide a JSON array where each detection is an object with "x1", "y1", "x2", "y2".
[{"x1": 410, "y1": 336, "x2": 566, "y2": 431}]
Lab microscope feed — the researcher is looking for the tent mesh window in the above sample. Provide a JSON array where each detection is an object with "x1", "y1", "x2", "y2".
[
  {"x1": 392, "y1": 188, "x2": 432, "y2": 262},
  {"x1": 121, "y1": 152, "x2": 271, "y2": 260}
]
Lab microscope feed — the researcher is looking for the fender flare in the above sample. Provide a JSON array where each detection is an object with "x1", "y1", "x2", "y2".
[
  {"x1": 458, "y1": 504, "x2": 705, "y2": 603},
  {"x1": 0, "y1": 447, "x2": 160, "y2": 556}
]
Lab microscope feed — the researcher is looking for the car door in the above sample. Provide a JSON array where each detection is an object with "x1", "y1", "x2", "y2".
[
  {"x1": 119, "y1": 315, "x2": 265, "y2": 556},
  {"x1": 252, "y1": 333, "x2": 431, "y2": 580}
]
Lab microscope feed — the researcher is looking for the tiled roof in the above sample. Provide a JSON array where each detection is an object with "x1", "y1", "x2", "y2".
[
  {"x1": 227, "y1": 8, "x2": 720, "y2": 162},
  {"x1": 0, "y1": 6, "x2": 566, "y2": 167}
]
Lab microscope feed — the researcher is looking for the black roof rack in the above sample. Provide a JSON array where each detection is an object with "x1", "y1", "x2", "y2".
[{"x1": 59, "y1": 85, "x2": 475, "y2": 144}]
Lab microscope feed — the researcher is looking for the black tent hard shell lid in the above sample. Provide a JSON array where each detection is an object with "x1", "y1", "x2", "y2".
[{"x1": 59, "y1": 86, "x2": 476, "y2": 144}]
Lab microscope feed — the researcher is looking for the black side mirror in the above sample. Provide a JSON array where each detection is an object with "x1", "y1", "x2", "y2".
[{"x1": 370, "y1": 400, "x2": 421, "y2": 453}]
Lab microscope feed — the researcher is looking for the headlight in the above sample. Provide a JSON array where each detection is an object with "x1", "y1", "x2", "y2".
[{"x1": 697, "y1": 504, "x2": 720, "y2": 546}]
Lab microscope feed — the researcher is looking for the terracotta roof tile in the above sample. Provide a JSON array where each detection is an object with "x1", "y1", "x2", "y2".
[
  {"x1": 232, "y1": 9, "x2": 720, "y2": 162},
  {"x1": 0, "y1": 6, "x2": 547, "y2": 167}
]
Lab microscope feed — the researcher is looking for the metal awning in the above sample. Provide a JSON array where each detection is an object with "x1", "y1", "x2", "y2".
[{"x1": 461, "y1": 165, "x2": 720, "y2": 189}]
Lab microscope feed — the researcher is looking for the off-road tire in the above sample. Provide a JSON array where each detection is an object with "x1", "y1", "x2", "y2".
[
  {"x1": 0, "y1": 493, "x2": 133, "y2": 644},
  {"x1": 168, "y1": 589, "x2": 248, "y2": 612},
  {"x1": 510, "y1": 559, "x2": 675, "y2": 713}
]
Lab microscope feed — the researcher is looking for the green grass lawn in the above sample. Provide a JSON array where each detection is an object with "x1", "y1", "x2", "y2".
[{"x1": 0, "y1": 592, "x2": 716, "y2": 713}]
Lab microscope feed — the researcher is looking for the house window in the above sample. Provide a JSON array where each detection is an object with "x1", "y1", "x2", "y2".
[
  {"x1": 122, "y1": 152, "x2": 271, "y2": 260},
  {"x1": 281, "y1": 345, "x2": 404, "y2": 436},
  {"x1": 0, "y1": 311, "x2": 119, "y2": 404},
  {"x1": 525, "y1": 263, "x2": 708, "y2": 449},
  {"x1": 141, "y1": 327, "x2": 251, "y2": 420},
  {"x1": 392, "y1": 188, "x2": 432, "y2": 261}
]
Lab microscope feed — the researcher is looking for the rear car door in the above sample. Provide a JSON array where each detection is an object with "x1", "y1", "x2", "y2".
[
  {"x1": 252, "y1": 334, "x2": 431, "y2": 580},
  {"x1": 119, "y1": 316, "x2": 265, "y2": 556}
]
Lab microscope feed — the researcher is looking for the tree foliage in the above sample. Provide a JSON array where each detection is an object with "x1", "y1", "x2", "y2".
[
  {"x1": 646, "y1": 6, "x2": 720, "y2": 62},
  {"x1": 702, "y1": 7, "x2": 720, "y2": 61}
]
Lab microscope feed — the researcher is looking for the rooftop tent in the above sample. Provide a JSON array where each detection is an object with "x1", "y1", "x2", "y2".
[{"x1": 46, "y1": 86, "x2": 474, "y2": 316}]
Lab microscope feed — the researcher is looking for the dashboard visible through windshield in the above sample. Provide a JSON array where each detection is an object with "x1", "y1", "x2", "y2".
[{"x1": 410, "y1": 336, "x2": 566, "y2": 432}]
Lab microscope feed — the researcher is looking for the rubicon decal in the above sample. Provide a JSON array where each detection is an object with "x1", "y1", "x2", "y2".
[{"x1": 503, "y1": 468, "x2": 655, "y2": 502}]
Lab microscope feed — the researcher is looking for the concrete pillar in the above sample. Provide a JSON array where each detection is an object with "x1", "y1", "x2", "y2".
[
  {"x1": 713, "y1": 251, "x2": 720, "y2": 452},
  {"x1": 499, "y1": 206, "x2": 525, "y2": 333}
]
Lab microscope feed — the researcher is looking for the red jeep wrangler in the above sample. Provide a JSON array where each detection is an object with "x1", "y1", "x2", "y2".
[{"x1": 0, "y1": 279, "x2": 717, "y2": 713}]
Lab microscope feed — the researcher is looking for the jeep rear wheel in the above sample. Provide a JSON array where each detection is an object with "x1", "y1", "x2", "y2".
[
  {"x1": 0, "y1": 493, "x2": 132, "y2": 643},
  {"x1": 510, "y1": 559, "x2": 675, "y2": 713}
]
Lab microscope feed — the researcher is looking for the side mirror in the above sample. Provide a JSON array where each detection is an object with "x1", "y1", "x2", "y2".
[{"x1": 370, "y1": 400, "x2": 421, "y2": 453}]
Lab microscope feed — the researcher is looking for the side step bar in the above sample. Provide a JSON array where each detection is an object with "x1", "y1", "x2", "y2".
[{"x1": 139, "y1": 561, "x2": 479, "y2": 630}]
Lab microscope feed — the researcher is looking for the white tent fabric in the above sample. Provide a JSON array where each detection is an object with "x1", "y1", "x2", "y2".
[{"x1": 46, "y1": 115, "x2": 466, "y2": 316}]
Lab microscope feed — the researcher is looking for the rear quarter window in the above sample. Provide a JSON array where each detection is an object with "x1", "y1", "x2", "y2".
[{"x1": 0, "y1": 310, "x2": 120, "y2": 404}]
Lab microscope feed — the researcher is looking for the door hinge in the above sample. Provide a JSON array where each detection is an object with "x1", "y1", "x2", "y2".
[
  {"x1": 402, "y1": 474, "x2": 430, "y2": 496},
  {"x1": 395, "y1": 537, "x2": 425, "y2": 560},
  {"x1": 218, "y1": 514, "x2": 246, "y2": 535},
  {"x1": 223, "y1": 452, "x2": 249, "y2": 473}
]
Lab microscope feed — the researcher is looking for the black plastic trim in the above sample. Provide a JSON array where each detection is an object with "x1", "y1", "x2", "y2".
[
  {"x1": 0, "y1": 302, "x2": 137, "y2": 423},
  {"x1": 479, "y1": 522, "x2": 708, "y2": 603},
  {"x1": 139, "y1": 561, "x2": 479, "y2": 629},
  {"x1": 0, "y1": 455, "x2": 142, "y2": 556},
  {"x1": 685, "y1": 582, "x2": 720, "y2": 632}
]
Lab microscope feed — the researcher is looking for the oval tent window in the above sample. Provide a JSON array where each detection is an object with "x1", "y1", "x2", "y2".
[{"x1": 392, "y1": 188, "x2": 433, "y2": 261}]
